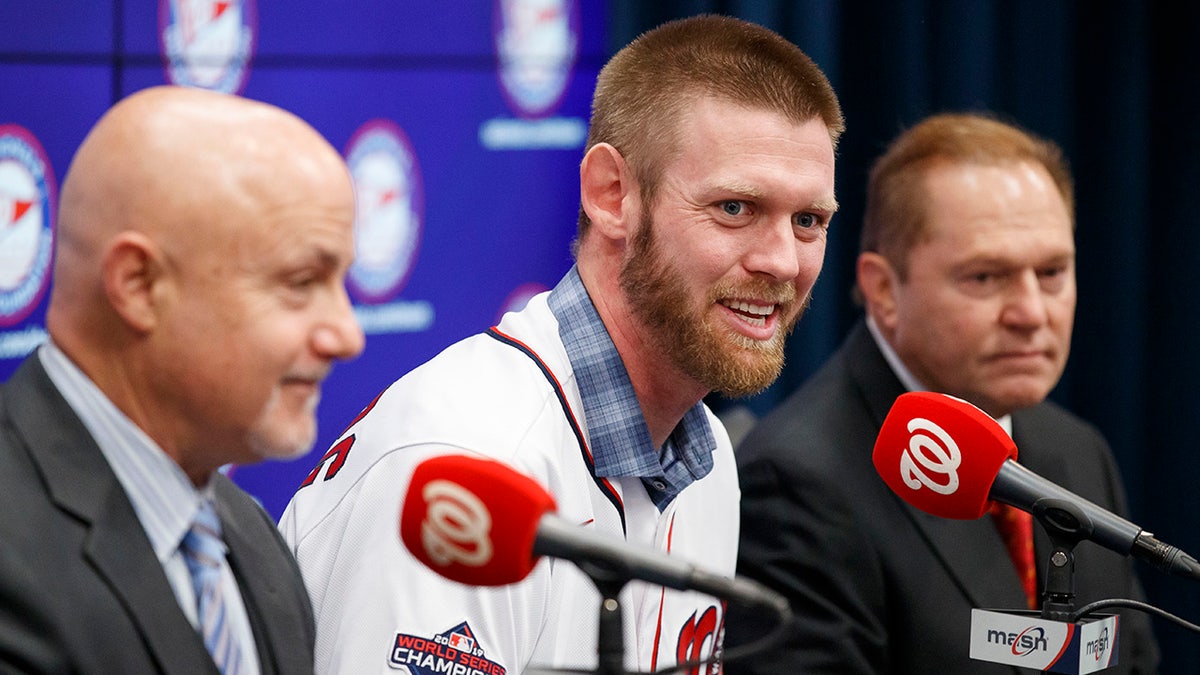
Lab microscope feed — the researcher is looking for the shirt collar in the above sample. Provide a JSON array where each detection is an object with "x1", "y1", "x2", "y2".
[
  {"x1": 547, "y1": 267, "x2": 716, "y2": 507},
  {"x1": 38, "y1": 342, "x2": 212, "y2": 560}
]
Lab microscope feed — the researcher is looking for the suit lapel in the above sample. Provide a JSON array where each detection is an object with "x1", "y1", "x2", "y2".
[
  {"x1": 844, "y1": 324, "x2": 1033, "y2": 612},
  {"x1": 7, "y1": 357, "x2": 217, "y2": 674},
  {"x1": 82, "y1": 491, "x2": 218, "y2": 673},
  {"x1": 216, "y1": 475, "x2": 319, "y2": 675}
]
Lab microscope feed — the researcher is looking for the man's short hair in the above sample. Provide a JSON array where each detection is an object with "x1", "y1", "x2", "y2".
[
  {"x1": 577, "y1": 14, "x2": 844, "y2": 238},
  {"x1": 861, "y1": 112, "x2": 1074, "y2": 279}
]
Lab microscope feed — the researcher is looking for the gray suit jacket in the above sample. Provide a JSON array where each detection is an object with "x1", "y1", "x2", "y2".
[
  {"x1": 726, "y1": 320, "x2": 1160, "y2": 674},
  {"x1": 0, "y1": 355, "x2": 315, "y2": 674}
]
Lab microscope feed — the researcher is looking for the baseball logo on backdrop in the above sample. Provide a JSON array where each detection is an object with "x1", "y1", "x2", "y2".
[
  {"x1": 480, "y1": 0, "x2": 586, "y2": 150},
  {"x1": 345, "y1": 120, "x2": 423, "y2": 304},
  {"x1": 494, "y1": 0, "x2": 579, "y2": 119},
  {"x1": 344, "y1": 120, "x2": 433, "y2": 335},
  {"x1": 159, "y1": 0, "x2": 256, "y2": 94},
  {"x1": 0, "y1": 125, "x2": 55, "y2": 332}
]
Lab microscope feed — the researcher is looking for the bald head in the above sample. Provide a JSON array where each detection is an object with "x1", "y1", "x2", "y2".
[
  {"x1": 47, "y1": 85, "x2": 363, "y2": 482},
  {"x1": 54, "y1": 86, "x2": 349, "y2": 309}
]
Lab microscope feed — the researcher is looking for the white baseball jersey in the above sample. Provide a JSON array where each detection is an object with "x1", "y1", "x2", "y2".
[{"x1": 280, "y1": 289, "x2": 740, "y2": 675}]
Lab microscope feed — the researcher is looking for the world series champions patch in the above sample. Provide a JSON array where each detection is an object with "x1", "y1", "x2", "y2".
[{"x1": 389, "y1": 622, "x2": 506, "y2": 675}]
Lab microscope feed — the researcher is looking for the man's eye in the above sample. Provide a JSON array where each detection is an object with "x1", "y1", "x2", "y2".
[
  {"x1": 720, "y1": 201, "x2": 745, "y2": 216},
  {"x1": 794, "y1": 213, "x2": 820, "y2": 229}
]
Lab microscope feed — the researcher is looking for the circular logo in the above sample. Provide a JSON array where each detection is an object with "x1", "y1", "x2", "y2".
[
  {"x1": 159, "y1": 0, "x2": 256, "y2": 94},
  {"x1": 344, "y1": 120, "x2": 424, "y2": 304},
  {"x1": 496, "y1": 282, "x2": 549, "y2": 323},
  {"x1": 0, "y1": 125, "x2": 56, "y2": 328},
  {"x1": 493, "y1": 0, "x2": 580, "y2": 119},
  {"x1": 421, "y1": 479, "x2": 494, "y2": 568},
  {"x1": 899, "y1": 417, "x2": 961, "y2": 495}
]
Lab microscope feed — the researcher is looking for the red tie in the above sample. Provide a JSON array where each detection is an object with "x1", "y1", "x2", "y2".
[{"x1": 990, "y1": 502, "x2": 1038, "y2": 609}]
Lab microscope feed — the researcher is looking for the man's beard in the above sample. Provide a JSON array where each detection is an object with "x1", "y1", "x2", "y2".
[
  {"x1": 246, "y1": 385, "x2": 320, "y2": 461},
  {"x1": 617, "y1": 213, "x2": 807, "y2": 398}
]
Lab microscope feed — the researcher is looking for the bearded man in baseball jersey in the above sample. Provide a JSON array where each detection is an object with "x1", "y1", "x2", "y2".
[{"x1": 281, "y1": 14, "x2": 843, "y2": 674}]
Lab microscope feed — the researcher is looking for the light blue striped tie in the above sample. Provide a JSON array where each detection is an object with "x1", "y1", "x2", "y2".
[{"x1": 181, "y1": 500, "x2": 246, "y2": 675}]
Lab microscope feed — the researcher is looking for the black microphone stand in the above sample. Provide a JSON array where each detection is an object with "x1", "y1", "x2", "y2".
[
  {"x1": 548, "y1": 557, "x2": 792, "y2": 675},
  {"x1": 1030, "y1": 497, "x2": 1093, "y2": 621},
  {"x1": 574, "y1": 559, "x2": 632, "y2": 675}
]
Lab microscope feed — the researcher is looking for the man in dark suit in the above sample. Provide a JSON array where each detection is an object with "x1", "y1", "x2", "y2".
[
  {"x1": 726, "y1": 113, "x2": 1160, "y2": 673},
  {"x1": 0, "y1": 85, "x2": 365, "y2": 673}
]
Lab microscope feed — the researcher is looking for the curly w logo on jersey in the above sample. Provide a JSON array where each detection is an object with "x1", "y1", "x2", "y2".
[
  {"x1": 675, "y1": 605, "x2": 724, "y2": 675},
  {"x1": 388, "y1": 621, "x2": 505, "y2": 675}
]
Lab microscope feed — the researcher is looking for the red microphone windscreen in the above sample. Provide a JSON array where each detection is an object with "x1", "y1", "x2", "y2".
[
  {"x1": 872, "y1": 392, "x2": 1017, "y2": 519},
  {"x1": 399, "y1": 454, "x2": 557, "y2": 586}
]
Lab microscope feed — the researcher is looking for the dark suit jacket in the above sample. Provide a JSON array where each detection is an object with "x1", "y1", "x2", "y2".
[
  {"x1": 0, "y1": 354, "x2": 315, "y2": 674},
  {"x1": 726, "y1": 321, "x2": 1160, "y2": 674}
]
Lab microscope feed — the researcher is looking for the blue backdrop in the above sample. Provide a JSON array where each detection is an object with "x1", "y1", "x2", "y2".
[{"x1": 0, "y1": 0, "x2": 606, "y2": 518}]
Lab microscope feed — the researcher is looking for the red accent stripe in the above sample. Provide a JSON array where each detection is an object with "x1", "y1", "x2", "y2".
[
  {"x1": 488, "y1": 326, "x2": 626, "y2": 516},
  {"x1": 650, "y1": 585, "x2": 667, "y2": 669},
  {"x1": 650, "y1": 512, "x2": 678, "y2": 669},
  {"x1": 344, "y1": 388, "x2": 386, "y2": 434},
  {"x1": 489, "y1": 327, "x2": 592, "y2": 463},
  {"x1": 1046, "y1": 623, "x2": 1076, "y2": 664}
]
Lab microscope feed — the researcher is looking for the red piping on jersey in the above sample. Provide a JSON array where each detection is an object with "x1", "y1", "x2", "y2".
[
  {"x1": 649, "y1": 511, "x2": 677, "y2": 670},
  {"x1": 486, "y1": 326, "x2": 627, "y2": 535},
  {"x1": 340, "y1": 387, "x2": 386, "y2": 436}
]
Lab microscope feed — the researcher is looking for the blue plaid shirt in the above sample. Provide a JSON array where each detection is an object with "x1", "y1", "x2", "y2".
[{"x1": 547, "y1": 266, "x2": 716, "y2": 510}]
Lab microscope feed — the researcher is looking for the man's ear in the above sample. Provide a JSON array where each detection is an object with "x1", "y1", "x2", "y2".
[
  {"x1": 101, "y1": 231, "x2": 167, "y2": 334},
  {"x1": 579, "y1": 142, "x2": 637, "y2": 242},
  {"x1": 857, "y1": 251, "x2": 901, "y2": 330}
]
